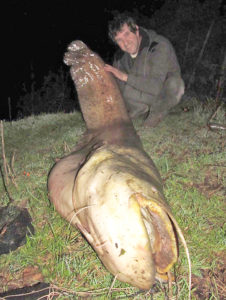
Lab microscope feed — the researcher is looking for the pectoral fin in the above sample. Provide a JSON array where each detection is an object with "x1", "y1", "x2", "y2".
[{"x1": 132, "y1": 193, "x2": 178, "y2": 276}]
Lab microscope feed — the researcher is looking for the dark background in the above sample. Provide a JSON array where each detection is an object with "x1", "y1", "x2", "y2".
[{"x1": 2, "y1": 0, "x2": 165, "y2": 120}]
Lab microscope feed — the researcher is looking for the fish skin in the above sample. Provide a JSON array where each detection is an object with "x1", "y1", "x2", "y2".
[{"x1": 48, "y1": 40, "x2": 179, "y2": 290}]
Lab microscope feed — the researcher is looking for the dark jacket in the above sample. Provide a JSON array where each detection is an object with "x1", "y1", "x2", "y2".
[{"x1": 113, "y1": 27, "x2": 182, "y2": 106}]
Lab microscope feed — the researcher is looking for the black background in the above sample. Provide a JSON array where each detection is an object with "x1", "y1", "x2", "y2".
[{"x1": 2, "y1": 0, "x2": 165, "y2": 119}]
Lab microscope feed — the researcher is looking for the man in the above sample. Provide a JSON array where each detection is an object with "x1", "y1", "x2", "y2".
[{"x1": 104, "y1": 13, "x2": 185, "y2": 127}]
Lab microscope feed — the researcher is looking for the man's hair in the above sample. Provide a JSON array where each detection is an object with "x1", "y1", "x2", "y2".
[{"x1": 108, "y1": 13, "x2": 137, "y2": 43}]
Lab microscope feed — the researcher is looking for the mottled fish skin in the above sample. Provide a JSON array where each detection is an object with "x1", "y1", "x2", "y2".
[
  {"x1": 48, "y1": 41, "x2": 180, "y2": 290},
  {"x1": 64, "y1": 40, "x2": 130, "y2": 131}
]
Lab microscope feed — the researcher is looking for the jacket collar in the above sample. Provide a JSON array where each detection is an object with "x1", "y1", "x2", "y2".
[{"x1": 139, "y1": 27, "x2": 150, "y2": 52}]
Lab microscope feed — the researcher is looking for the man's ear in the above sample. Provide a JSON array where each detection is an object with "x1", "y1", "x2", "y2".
[{"x1": 135, "y1": 25, "x2": 139, "y2": 34}]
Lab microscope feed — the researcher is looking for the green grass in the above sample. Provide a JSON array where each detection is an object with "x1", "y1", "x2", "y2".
[{"x1": 0, "y1": 100, "x2": 225, "y2": 299}]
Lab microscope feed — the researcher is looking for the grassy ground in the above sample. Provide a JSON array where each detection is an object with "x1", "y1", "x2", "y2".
[{"x1": 0, "y1": 99, "x2": 225, "y2": 299}]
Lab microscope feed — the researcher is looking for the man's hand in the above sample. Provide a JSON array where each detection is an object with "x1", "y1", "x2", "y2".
[{"x1": 104, "y1": 64, "x2": 128, "y2": 82}]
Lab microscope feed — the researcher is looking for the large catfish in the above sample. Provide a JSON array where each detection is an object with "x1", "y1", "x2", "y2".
[{"x1": 48, "y1": 41, "x2": 191, "y2": 294}]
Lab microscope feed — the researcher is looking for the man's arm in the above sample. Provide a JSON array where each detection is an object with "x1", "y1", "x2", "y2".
[{"x1": 105, "y1": 42, "x2": 171, "y2": 98}]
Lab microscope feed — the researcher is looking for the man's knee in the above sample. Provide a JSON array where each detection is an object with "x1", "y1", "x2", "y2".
[
  {"x1": 165, "y1": 76, "x2": 185, "y2": 103},
  {"x1": 125, "y1": 97, "x2": 149, "y2": 119}
]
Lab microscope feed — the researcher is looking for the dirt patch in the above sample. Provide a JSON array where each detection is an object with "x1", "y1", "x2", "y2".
[
  {"x1": 0, "y1": 265, "x2": 44, "y2": 293},
  {"x1": 191, "y1": 253, "x2": 226, "y2": 299}
]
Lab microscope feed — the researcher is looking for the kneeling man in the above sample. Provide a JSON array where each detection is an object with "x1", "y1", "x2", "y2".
[{"x1": 104, "y1": 13, "x2": 185, "y2": 127}]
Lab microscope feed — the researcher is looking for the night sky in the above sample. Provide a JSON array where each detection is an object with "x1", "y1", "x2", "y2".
[{"x1": 2, "y1": 0, "x2": 164, "y2": 120}]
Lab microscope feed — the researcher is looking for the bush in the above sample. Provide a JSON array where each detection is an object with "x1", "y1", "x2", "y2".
[{"x1": 17, "y1": 67, "x2": 78, "y2": 118}]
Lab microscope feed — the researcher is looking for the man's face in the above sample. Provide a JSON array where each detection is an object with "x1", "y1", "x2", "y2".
[{"x1": 114, "y1": 23, "x2": 140, "y2": 56}]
